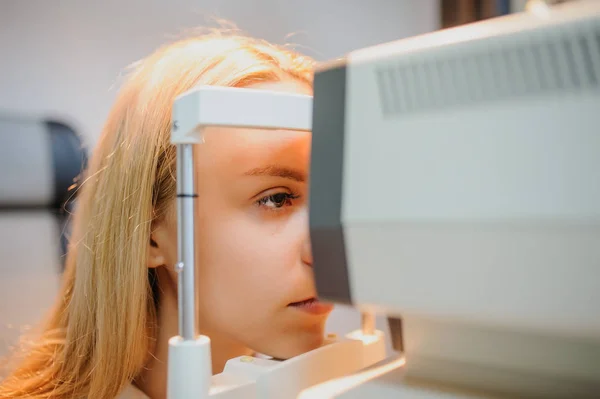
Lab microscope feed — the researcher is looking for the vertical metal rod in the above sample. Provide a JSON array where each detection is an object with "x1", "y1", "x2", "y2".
[
  {"x1": 176, "y1": 143, "x2": 197, "y2": 341},
  {"x1": 361, "y1": 312, "x2": 376, "y2": 336}
]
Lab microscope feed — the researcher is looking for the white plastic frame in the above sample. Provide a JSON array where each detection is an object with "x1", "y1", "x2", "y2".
[{"x1": 171, "y1": 85, "x2": 313, "y2": 144}]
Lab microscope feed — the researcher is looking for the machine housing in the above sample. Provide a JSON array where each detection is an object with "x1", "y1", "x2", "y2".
[{"x1": 309, "y1": 1, "x2": 600, "y2": 397}]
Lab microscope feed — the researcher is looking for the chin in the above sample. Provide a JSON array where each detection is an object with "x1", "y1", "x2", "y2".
[{"x1": 257, "y1": 323, "x2": 327, "y2": 360}]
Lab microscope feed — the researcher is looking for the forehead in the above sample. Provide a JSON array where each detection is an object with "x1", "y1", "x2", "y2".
[{"x1": 196, "y1": 79, "x2": 312, "y2": 174}]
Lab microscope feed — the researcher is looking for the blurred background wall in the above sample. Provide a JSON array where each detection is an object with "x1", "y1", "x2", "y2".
[
  {"x1": 0, "y1": 0, "x2": 440, "y2": 148},
  {"x1": 440, "y1": 0, "x2": 570, "y2": 28}
]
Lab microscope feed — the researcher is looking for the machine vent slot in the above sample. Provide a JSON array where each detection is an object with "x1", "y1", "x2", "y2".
[{"x1": 376, "y1": 23, "x2": 600, "y2": 117}]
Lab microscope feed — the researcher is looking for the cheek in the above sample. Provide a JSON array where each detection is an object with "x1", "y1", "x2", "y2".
[{"x1": 195, "y1": 211, "x2": 299, "y2": 316}]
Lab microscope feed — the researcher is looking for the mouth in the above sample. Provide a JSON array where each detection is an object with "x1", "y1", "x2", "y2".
[{"x1": 288, "y1": 297, "x2": 334, "y2": 315}]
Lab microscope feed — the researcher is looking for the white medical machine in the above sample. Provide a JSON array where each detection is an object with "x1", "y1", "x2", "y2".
[
  {"x1": 304, "y1": 0, "x2": 600, "y2": 398},
  {"x1": 169, "y1": 0, "x2": 600, "y2": 397}
]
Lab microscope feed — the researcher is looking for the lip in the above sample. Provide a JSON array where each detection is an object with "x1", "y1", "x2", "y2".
[{"x1": 288, "y1": 297, "x2": 334, "y2": 315}]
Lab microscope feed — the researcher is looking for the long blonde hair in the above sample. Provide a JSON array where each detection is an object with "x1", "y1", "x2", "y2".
[{"x1": 0, "y1": 32, "x2": 314, "y2": 399}]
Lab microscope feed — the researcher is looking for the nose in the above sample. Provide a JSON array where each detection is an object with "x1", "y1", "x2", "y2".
[{"x1": 301, "y1": 229, "x2": 314, "y2": 267}]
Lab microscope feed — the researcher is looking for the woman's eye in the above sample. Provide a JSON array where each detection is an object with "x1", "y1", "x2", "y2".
[{"x1": 257, "y1": 192, "x2": 299, "y2": 210}]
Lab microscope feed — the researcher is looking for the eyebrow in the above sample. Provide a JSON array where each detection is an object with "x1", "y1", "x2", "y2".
[{"x1": 243, "y1": 165, "x2": 306, "y2": 182}]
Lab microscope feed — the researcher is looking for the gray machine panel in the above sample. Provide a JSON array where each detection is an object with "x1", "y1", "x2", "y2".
[{"x1": 309, "y1": 60, "x2": 352, "y2": 305}]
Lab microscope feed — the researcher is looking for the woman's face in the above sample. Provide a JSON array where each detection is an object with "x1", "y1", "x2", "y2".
[{"x1": 151, "y1": 79, "x2": 333, "y2": 359}]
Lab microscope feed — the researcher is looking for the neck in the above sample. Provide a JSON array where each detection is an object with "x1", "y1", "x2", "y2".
[{"x1": 135, "y1": 267, "x2": 252, "y2": 399}]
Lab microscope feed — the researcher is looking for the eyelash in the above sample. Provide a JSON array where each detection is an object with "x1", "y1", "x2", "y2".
[{"x1": 256, "y1": 191, "x2": 300, "y2": 211}]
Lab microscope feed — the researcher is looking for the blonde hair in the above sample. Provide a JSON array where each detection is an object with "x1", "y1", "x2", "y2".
[{"x1": 0, "y1": 32, "x2": 314, "y2": 398}]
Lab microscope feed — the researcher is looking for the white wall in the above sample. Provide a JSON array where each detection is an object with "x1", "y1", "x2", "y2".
[
  {"x1": 0, "y1": 0, "x2": 438, "y2": 343},
  {"x1": 0, "y1": 0, "x2": 439, "y2": 147}
]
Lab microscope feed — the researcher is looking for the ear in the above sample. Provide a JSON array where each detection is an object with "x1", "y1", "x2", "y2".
[{"x1": 147, "y1": 227, "x2": 168, "y2": 269}]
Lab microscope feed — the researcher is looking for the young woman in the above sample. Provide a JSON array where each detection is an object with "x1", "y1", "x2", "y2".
[{"x1": 0, "y1": 32, "x2": 334, "y2": 399}]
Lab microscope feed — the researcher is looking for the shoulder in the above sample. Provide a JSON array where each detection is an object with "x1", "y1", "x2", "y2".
[{"x1": 118, "y1": 384, "x2": 150, "y2": 399}]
